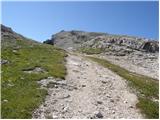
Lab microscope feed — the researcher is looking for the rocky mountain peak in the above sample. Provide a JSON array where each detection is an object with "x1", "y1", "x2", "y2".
[{"x1": 44, "y1": 30, "x2": 159, "y2": 53}]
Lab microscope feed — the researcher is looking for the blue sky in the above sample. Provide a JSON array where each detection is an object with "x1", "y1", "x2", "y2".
[{"x1": 1, "y1": 1, "x2": 159, "y2": 42}]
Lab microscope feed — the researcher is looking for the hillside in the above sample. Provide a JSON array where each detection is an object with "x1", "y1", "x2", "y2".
[
  {"x1": 44, "y1": 30, "x2": 159, "y2": 54},
  {"x1": 1, "y1": 25, "x2": 67, "y2": 118},
  {"x1": 41, "y1": 30, "x2": 159, "y2": 119},
  {"x1": 44, "y1": 30, "x2": 159, "y2": 79},
  {"x1": 1, "y1": 25, "x2": 159, "y2": 119}
]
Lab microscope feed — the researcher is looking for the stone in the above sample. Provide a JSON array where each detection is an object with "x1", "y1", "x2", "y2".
[
  {"x1": 101, "y1": 80, "x2": 107, "y2": 84},
  {"x1": 48, "y1": 76, "x2": 54, "y2": 79},
  {"x1": 63, "y1": 106, "x2": 69, "y2": 112},
  {"x1": 94, "y1": 111, "x2": 103, "y2": 118},
  {"x1": 110, "y1": 99, "x2": 114, "y2": 103},
  {"x1": 112, "y1": 110, "x2": 115, "y2": 114},
  {"x1": 3, "y1": 99, "x2": 8, "y2": 102},
  {"x1": 1, "y1": 59, "x2": 9, "y2": 65},
  {"x1": 60, "y1": 94, "x2": 70, "y2": 99},
  {"x1": 97, "y1": 101, "x2": 103, "y2": 104},
  {"x1": 129, "y1": 105, "x2": 134, "y2": 108},
  {"x1": 52, "y1": 113, "x2": 58, "y2": 119},
  {"x1": 7, "y1": 83, "x2": 14, "y2": 87},
  {"x1": 82, "y1": 85, "x2": 86, "y2": 87}
]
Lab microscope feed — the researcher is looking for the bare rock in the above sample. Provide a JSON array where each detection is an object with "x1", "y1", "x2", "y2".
[{"x1": 94, "y1": 111, "x2": 103, "y2": 118}]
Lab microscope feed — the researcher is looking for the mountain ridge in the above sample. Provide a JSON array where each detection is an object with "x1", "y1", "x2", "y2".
[{"x1": 44, "y1": 30, "x2": 159, "y2": 53}]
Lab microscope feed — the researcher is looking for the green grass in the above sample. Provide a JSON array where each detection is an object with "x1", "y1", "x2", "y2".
[
  {"x1": 88, "y1": 56, "x2": 159, "y2": 119},
  {"x1": 79, "y1": 47, "x2": 103, "y2": 54},
  {"x1": 1, "y1": 39, "x2": 67, "y2": 118}
]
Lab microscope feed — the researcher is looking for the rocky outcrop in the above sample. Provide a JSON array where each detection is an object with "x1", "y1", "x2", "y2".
[
  {"x1": 43, "y1": 39, "x2": 54, "y2": 45},
  {"x1": 44, "y1": 30, "x2": 106, "y2": 50},
  {"x1": 44, "y1": 30, "x2": 159, "y2": 53},
  {"x1": 1, "y1": 24, "x2": 26, "y2": 41},
  {"x1": 140, "y1": 41, "x2": 159, "y2": 53}
]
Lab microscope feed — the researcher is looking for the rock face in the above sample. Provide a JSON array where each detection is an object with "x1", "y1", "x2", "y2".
[
  {"x1": 44, "y1": 30, "x2": 106, "y2": 50},
  {"x1": 1, "y1": 24, "x2": 38, "y2": 48},
  {"x1": 44, "y1": 30, "x2": 159, "y2": 53},
  {"x1": 1, "y1": 24, "x2": 26, "y2": 41},
  {"x1": 140, "y1": 41, "x2": 159, "y2": 53}
]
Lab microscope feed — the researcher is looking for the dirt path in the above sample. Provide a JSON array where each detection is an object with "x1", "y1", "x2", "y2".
[{"x1": 32, "y1": 53, "x2": 143, "y2": 119}]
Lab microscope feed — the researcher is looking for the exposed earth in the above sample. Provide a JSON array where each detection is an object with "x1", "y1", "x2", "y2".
[{"x1": 32, "y1": 53, "x2": 144, "y2": 119}]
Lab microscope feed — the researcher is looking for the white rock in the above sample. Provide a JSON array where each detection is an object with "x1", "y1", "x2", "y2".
[{"x1": 52, "y1": 114, "x2": 58, "y2": 119}]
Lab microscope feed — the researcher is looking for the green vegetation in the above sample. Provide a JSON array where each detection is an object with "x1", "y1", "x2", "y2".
[
  {"x1": 2, "y1": 39, "x2": 67, "y2": 118},
  {"x1": 88, "y1": 56, "x2": 159, "y2": 119},
  {"x1": 79, "y1": 47, "x2": 103, "y2": 54}
]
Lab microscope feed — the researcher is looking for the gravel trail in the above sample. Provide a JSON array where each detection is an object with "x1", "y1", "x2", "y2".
[{"x1": 32, "y1": 53, "x2": 143, "y2": 119}]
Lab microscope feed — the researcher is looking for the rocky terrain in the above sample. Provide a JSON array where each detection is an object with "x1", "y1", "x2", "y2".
[
  {"x1": 44, "y1": 30, "x2": 159, "y2": 80},
  {"x1": 44, "y1": 30, "x2": 159, "y2": 53},
  {"x1": 1, "y1": 25, "x2": 159, "y2": 119},
  {"x1": 1, "y1": 25, "x2": 67, "y2": 118},
  {"x1": 33, "y1": 53, "x2": 143, "y2": 119}
]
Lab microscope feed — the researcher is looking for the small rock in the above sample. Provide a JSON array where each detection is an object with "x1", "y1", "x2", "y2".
[
  {"x1": 20, "y1": 77, "x2": 24, "y2": 80},
  {"x1": 101, "y1": 80, "x2": 107, "y2": 84},
  {"x1": 129, "y1": 105, "x2": 134, "y2": 108},
  {"x1": 73, "y1": 70, "x2": 79, "y2": 72},
  {"x1": 1, "y1": 59, "x2": 9, "y2": 65},
  {"x1": 3, "y1": 99, "x2": 8, "y2": 102},
  {"x1": 48, "y1": 76, "x2": 53, "y2": 79},
  {"x1": 123, "y1": 100, "x2": 128, "y2": 103},
  {"x1": 60, "y1": 94, "x2": 70, "y2": 99},
  {"x1": 63, "y1": 106, "x2": 68, "y2": 112},
  {"x1": 82, "y1": 85, "x2": 86, "y2": 87},
  {"x1": 7, "y1": 83, "x2": 14, "y2": 87},
  {"x1": 97, "y1": 101, "x2": 103, "y2": 104},
  {"x1": 112, "y1": 110, "x2": 115, "y2": 114},
  {"x1": 110, "y1": 99, "x2": 114, "y2": 103},
  {"x1": 54, "y1": 85, "x2": 58, "y2": 88},
  {"x1": 94, "y1": 111, "x2": 103, "y2": 118},
  {"x1": 52, "y1": 113, "x2": 58, "y2": 119},
  {"x1": 12, "y1": 50, "x2": 17, "y2": 53}
]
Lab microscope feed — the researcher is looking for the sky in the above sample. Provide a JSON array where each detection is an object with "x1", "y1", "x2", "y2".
[{"x1": 1, "y1": 1, "x2": 159, "y2": 42}]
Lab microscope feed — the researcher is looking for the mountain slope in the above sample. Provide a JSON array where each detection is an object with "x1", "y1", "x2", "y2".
[
  {"x1": 44, "y1": 30, "x2": 159, "y2": 54},
  {"x1": 1, "y1": 25, "x2": 67, "y2": 118}
]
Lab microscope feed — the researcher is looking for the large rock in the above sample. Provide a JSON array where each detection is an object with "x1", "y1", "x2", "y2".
[{"x1": 140, "y1": 41, "x2": 159, "y2": 53}]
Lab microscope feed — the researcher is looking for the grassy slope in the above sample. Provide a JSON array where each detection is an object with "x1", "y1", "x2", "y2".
[
  {"x1": 88, "y1": 56, "x2": 159, "y2": 119},
  {"x1": 1, "y1": 39, "x2": 67, "y2": 118}
]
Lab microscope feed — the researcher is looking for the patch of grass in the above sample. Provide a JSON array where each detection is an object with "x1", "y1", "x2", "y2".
[
  {"x1": 88, "y1": 56, "x2": 159, "y2": 119},
  {"x1": 137, "y1": 98, "x2": 159, "y2": 119},
  {"x1": 1, "y1": 39, "x2": 67, "y2": 118},
  {"x1": 79, "y1": 47, "x2": 103, "y2": 54}
]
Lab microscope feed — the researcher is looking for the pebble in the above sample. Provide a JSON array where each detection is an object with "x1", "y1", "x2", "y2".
[
  {"x1": 61, "y1": 94, "x2": 70, "y2": 99},
  {"x1": 1, "y1": 59, "x2": 9, "y2": 64},
  {"x1": 110, "y1": 99, "x2": 114, "y2": 103},
  {"x1": 3, "y1": 99, "x2": 8, "y2": 102},
  {"x1": 101, "y1": 80, "x2": 107, "y2": 84},
  {"x1": 52, "y1": 113, "x2": 58, "y2": 119},
  {"x1": 12, "y1": 50, "x2": 17, "y2": 53},
  {"x1": 63, "y1": 106, "x2": 68, "y2": 112},
  {"x1": 82, "y1": 85, "x2": 86, "y2": 87},
  {"x1": 123, "y1": 100, "x2": 128, "y2": 103},
  {"x1": 48, "y1": 76, "x2": 54, "y2": 79},
  {"x1": 129, "y1": 105, "x2": 134, "y2": 108},
  {"x1": 112, "y1": 110, "x2": 115, "y2": 114},
  {"x1": 7, "y1": 83, "x2": 14, "y2": 87},
  {"x1": 94, "y1": 111, "x2": 103, "y2": 118},
  {"x1": 97, "y1": 101, "x2": 103, "y2": 104}
]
